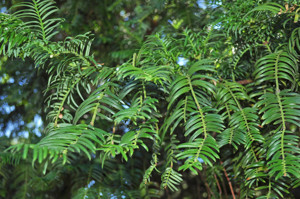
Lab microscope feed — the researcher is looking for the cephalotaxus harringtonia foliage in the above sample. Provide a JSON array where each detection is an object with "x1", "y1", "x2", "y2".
[{"x1": 0, "y1": 0, "x2": 300, "y2": 198}]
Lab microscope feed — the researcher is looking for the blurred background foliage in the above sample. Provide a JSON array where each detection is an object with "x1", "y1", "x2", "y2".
[{"x1": 1, "y1": 0, "x2": 300, "y2": 198}]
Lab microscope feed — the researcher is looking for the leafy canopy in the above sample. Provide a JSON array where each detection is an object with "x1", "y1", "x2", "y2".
[{"x1": 0, "y1": 0, "x2": 300, "y2": 198}]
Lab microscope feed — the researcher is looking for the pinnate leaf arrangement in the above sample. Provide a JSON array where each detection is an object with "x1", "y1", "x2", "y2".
[{"x1": 0, "y1": 0, "x2": 300, "y2": 198}]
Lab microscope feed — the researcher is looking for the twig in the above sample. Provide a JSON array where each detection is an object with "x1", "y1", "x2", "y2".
[
  {"x1": 220, "y1": 174, "x2": 228, "y2": 199},
  {"x1": 221, "y1": 161, "x2": 236, "y2": 199},
  {"x1": 236, "y1": 79, "x2": 253, "y2": 85},
  {"x1": 198, "y1": 168, "x2": 215, "y2": 199},
  {"x1": 214, "y1": 173, "x2": 223, "y2": 199}
]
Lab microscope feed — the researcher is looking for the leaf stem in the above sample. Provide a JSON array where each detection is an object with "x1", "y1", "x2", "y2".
[
  {"x1": 54, "y1": 77, "x2": 81, "y2": 127},
  {"x1": 90, "y1": 93, "x2": 104, "y2": 126},
  {"x1": 32, "y1": 0, "x2": 47, "y2": 42},
  {"x1": 225, "y1": 84, "x2": 255, "y2": 143},
  {"x1": 276, "y1": 93, "x2": 287, "y2": 176},
  {"x1": 187, "y1": 76, "x2": 207, "y2": 138},
  {"x1": 274, "y1": 52, "x2": 287, "y2": 176},
  {"x1": 274, "y1": 52, "x2": 281, "y2": 94}
]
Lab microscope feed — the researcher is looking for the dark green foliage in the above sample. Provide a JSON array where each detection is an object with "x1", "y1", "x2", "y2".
[{"x1": 1, "y1": 0, "x2": 300, "y2": 198}]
